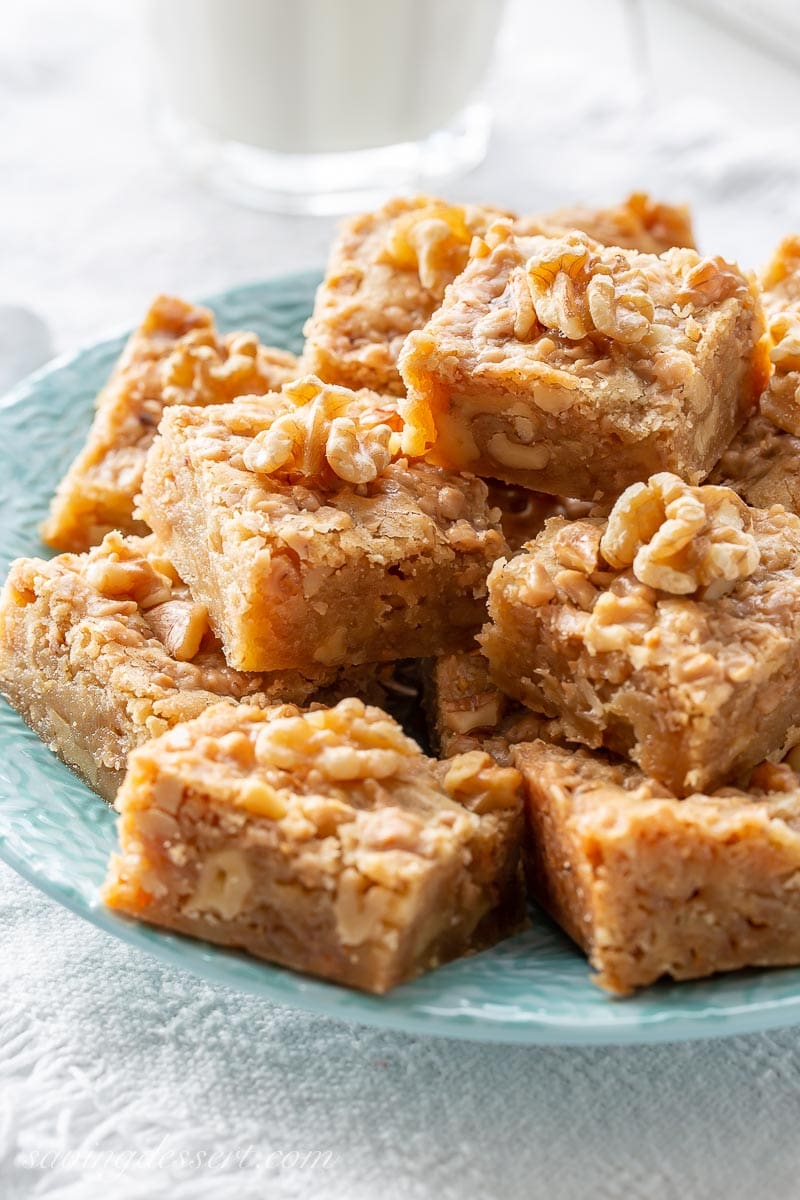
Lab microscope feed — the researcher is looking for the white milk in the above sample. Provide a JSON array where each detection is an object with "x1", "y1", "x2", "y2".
[{"x1": 146, "y1": 0, "x2": 503, "y2": 155}]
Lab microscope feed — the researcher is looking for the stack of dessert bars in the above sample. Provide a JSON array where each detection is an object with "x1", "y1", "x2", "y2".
[{"x1": 4, "y1": 193, "x2": 800, "y2": 996}]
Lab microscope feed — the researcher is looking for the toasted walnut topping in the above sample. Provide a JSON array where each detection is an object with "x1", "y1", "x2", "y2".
[
  {"x1": 526, "y1": 235, "x2": 594, "y2": 339},
  {"x1": 144, "y1": 599, "x2": 209, "y2": 661},
  {"x1": 509, "y1": 266, "x2": 538, "y2": 340},
  {"x1": 769, "y1": 310, "x2": 800, "y2": 370},
  {"x1": 678, "y1": 257, "x2": 746, "y2": 307},
  {"x1": 600, "y1": 473, "x2": 760, "y2": 598},
  {"x1": 325, "y1": 417, "x2": 394, "y2": 484},
  {"x1": 380, "y1": 203, "x2": 476, "y2": 293},
  {"x1": 253, "y1": 698, "x2": 419, "y2": 783},
  {"x1": 515, "y1": 558, "x2": 557, "y2": 607},
  {"x1": 436, "y1": 485, "x2": 467, "y2": 521},
  {"x1": 86, "y1": 552, "x2": 173, "y2": 609},
  {"x1": 553, "y1": 523, "x2": 603, "y2": 574},
  {"x1": 586, "y1": 273, "x2": 654, "y2": 343},
  {"x1": 241, "y1": 376, "x2": 398, "y2": 485},
  {"x1": 444, "y1": 691, "x2": 504, "y2": 737},
  {"x1": 583, "y1": 585, "x2": 655, "y2": 654},
  {"x1": 237, "y1": 779, "x2": 288, "y2": 821},
  {"x1": 553, "y1": 569, "x2": 597, "y2": 610},
  {"x1": 443, "y1": 750, "x2": 521, "y2": 815},
  {"x1": 160, "y1": 326, "x2": 286, "y2": 407},
  {"x1": 359, "y1": 808, "x2": 427, "y2": 852}
]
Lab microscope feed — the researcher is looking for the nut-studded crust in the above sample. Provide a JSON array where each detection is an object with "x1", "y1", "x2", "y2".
[
  {"x1": 140, "y1": 387, "x2": 507, "y2": 673},
  {"x1": 103, "y1": 700, "x2": 526, "y2": 993},
  {"x1": 481, "y1": 485, "x2": 800, "y2": 796}
]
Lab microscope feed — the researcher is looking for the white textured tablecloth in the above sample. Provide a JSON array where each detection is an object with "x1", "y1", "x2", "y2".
[{"x1": 3, "y1": 2, "x2": 800, "y2": 1197}]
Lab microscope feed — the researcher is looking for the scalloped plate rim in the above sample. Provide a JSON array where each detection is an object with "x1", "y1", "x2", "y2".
[{"x1": 3, "y1": 271, "x2": 800, "y2": 1045}]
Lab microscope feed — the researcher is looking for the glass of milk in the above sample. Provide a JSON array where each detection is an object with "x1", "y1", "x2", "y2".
[{"x1": 144, "y1": 0, "x2": 507, "y2": 213}]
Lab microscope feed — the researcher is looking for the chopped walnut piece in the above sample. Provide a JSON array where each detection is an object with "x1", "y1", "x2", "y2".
[
  {"x1": 241, "y1": 376, "x2": 398, "y2": 485},
  {"x1": 678, "y1": 257, "x2": 749, "y2": 307},
  {"x1": 600, "y1": 473, "x2": 760, "y2": 598},
  {"x1": 516, "y1": 559, "x2": 556, "y2": 607},
  {"x1": 183, "y1": 849, "x2": 253, "y2": 920},
  {"x1": 553, "y1": 523, "x2": 603, "y2": 574},
  {"x1": 768, "y1": 311, "x2": 800, "y2": 371},
  {"x1": 583, "y1": 584, "x2": 656, "y2": 654},
  {"x1": 509, "y1": 267, "x2": 538, "y2": 340},
  {"x1": 526, "y1": 234, "x2": 594, "y2": 339},
  {"x1": 253, "y1": 698, "x2": 419, "y2": 783},
  {"x1": 442, "y1": 750, "x2": 522, "y2": 815},
  {"x1": 85, "y1": 534, "x2": 174, "y2": 609},
  {"x1": 380, "y1": 203, "x2": 491, "y2": 293},
  {"x1": 586, "y1": 273, "x2": 654, "y2": 343},
  {"x1": 144, "y1": 599, "x2": 209, "y2": 662},
  {"x1": 325, "y1": 417, "x2": 394, "y2": 484}
]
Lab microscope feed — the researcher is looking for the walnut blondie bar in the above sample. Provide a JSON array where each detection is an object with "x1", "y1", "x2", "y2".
[
  {"x1": 140, "y1": 377, "x2": 507, "y2": 672},
  {"x1": 41, "y1": 295, "x2": 298, "y2": 553},
  {"x1": 103, "y1": 700, "x2": 525, "y2": 993},
  {"x1": 481, "y1": 474, "x2": 800, "y2": 796},
  {"x1": 516, "y1": 739, "x2": 800, "y2": 994},
  {"x1": 399, "y1": 225, "x2": 767, "y2": 497},
  {"x1": 711, "y1": 237, "x2": 800, "y2": 512},
  {"x1": 758, "y1": 234, "x2": 800, "y2": 437},
  {"x1": 301, "y1": 193, "x2": 696, "y2": 399},
  {"x1": 0, "y1": 533, "x2": 378, "y2": 800}
]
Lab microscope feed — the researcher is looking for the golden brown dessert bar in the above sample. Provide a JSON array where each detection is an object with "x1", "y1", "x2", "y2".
[
  {"x1": 302, "y1": 193, "x2": 696, "y2": 401},
  {"x1": 758, "y1": 234, "x2": 800, "y2": 436},
  {"x1": 41, "y1": 295, "x2": 298, "y2": 553},
  {"x1": 532, "y1": 191, "x2": 696, "y2": 255},
  {"x1": 399, "y1": 224, "x2": 767, "y2": 498},
  {"x1": 516, "y1": 738, "x2": 800, "y2": 994},
  {"x1": 423, "y1": 649, "x2": 562, "y2": 764},
  {"x1": 140, "y1": 377, "x2": 507, "y2": 673},
  {"x1": 481, "y1": 473, "x2": 800, "y2": 796},
  {"x1": 301, "y1": 196, "x2": 511, "y2": 396},
  {"x1": 103, "y1": 699, "x2": 525, "y2": 993},
  {"x1": 710, "y1": 237, "x2": 800, "y2": 511},
  {"x1": 0, "y1": 532, "x2": 381, "y2": 801}
]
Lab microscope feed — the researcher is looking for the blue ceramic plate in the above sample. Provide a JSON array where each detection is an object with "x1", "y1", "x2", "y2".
[{"x1": 3, "y1": 272, "x2": 800, "y2": 1045}]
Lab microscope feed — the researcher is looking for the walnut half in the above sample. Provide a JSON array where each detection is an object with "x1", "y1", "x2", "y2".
[
  {"x1": 242, "y1": 376, "x2": 399, "y2": 485},
  {"x1": 600, "y1": 473, "x2": 760, "y2": 599}
]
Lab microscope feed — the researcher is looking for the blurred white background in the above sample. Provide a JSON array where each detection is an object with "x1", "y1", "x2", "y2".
[{"x1": 2, "y1": 0, "x2": 799, "y2": 352}]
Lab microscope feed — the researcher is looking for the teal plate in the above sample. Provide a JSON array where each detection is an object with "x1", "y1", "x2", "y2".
[{"x1": 3, "y1": 272, "x2": 800, "y2": 1046}]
